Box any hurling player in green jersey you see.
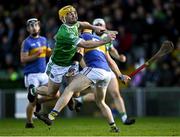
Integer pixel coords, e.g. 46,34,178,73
28,5,116,114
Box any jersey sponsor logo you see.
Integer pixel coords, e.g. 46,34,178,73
37,42,41,47
31,43,36,47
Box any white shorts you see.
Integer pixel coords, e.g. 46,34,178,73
45,59,71,84
24,72,48,88
80,67,112,87
110,70,116,79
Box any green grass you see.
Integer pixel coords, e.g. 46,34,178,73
0,117,180,136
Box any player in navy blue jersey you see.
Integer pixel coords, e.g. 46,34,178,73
20,18,51,128
73,19,135,125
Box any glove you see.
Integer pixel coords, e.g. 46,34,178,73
67,63,79,76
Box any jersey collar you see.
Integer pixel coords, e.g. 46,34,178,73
64,23,77,28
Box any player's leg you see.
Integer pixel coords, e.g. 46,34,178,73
48,74,92,120
36,86,60,104
108,77,135,125
25,101,36,128
72,92,95,112
108,77,126,118
25,74,39,128
94,85,119,132
29,62,68,102
75,89,95,103
34,73,92,125
38,99,58,115
69,88,95,112
27,79,55,102
35,73,60,112
33,78,65,125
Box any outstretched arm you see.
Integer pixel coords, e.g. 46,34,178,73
106,52,130,84
109,47,126,62
79,21,105,33
77,34,116,49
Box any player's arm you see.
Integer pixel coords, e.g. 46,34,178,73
45,38,52,57
67,47,84,76
77,34,115,49
78,48,86,68
79,21,105,33
80,57,86,68
20,42,42,63
105,52,131,84
109,47,126,62
46,47,52,57
106,51,122,77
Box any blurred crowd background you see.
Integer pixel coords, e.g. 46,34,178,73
0,0,179,88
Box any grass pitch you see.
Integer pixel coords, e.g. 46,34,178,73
0,117,180,136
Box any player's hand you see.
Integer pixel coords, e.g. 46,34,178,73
119,74,131,84
119,54,126,62
36,48,43,56
103,33,116,43
92,25,106,34
103,30,118,35
67,63,79,76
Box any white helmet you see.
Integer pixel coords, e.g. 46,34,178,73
93,18,105,26
26,18,39,26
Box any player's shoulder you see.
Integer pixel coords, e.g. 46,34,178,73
23,36,31,45
60,23,78,31
57,24,68,36
80,33,93,40
39,36,47,41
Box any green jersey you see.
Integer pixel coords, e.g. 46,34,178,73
51,22,82,66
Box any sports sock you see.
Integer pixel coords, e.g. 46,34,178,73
120,112,127,123
75,96,83,103
29,85,36,96
109,122,116,128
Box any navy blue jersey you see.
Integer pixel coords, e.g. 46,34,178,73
80,32,111,71
22,36,51,75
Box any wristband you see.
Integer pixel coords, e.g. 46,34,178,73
72,52,83,62
119,74,125,81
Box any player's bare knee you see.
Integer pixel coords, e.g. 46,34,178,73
95,99,105,107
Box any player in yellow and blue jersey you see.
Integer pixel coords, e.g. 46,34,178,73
81,30,111,72
73,19,135,125
77,29,135,124
20,18,51,128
